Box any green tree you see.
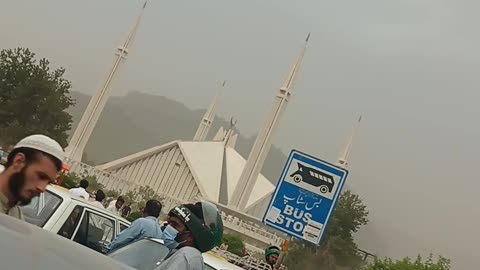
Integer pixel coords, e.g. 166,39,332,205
83,175,105,193
0,48,74,148
126,211,144,222
61,172,81,189
284,190,369,270
364,255,450,270
123,185,163,212
222,234,245,256
105,189,121,198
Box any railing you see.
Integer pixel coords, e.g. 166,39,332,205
209,248,287,270
221,212,284,246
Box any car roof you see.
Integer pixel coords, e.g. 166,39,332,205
203,252,246,270
0,213,135,270
47,185,131,224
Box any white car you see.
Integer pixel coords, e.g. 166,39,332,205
0,213,134,270
21,184,130,253
203,252,246,270
108,238,245,270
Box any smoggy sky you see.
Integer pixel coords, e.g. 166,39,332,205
1,0,478,268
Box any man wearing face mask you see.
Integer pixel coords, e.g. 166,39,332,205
0,135,64,219
156,201,223,270
108,199,163,252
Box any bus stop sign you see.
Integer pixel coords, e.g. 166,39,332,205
263,150,349,245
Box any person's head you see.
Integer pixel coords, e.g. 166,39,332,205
79,179,89,189
122,204,131,217
265,246,281,266
115,196,125,210
143,199,162,218
164,201,223,252
95,190,105,203
0,135,64,206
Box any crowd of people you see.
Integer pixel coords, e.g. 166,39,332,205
67,178,127,216
0,134,283,270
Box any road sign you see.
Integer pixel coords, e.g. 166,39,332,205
263,150,349,245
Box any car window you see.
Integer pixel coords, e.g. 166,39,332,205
73,210,116,253
22,190,62,227
108,239,170,270
120,222,128,232
58,205,84,239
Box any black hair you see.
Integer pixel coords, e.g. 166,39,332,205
144,199,162,218
117,196,125,204
95,190,106,202
80,179,89,189
6,147,62,171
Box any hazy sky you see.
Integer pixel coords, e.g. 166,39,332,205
1,0,478,268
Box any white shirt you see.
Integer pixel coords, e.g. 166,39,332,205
90,201,105,209
69,187,90,200
106,200,121,215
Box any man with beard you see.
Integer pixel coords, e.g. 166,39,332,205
0,135,64,219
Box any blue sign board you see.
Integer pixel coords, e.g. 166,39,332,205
263,150,349,245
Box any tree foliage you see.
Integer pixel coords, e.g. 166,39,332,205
284,190,369,270
123,185,164,212
62,172,81,189
126,211,144,222
363,255,450,270
0,48,74,148
61,172,105,193
222,234,245,256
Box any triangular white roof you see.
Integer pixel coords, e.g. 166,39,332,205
178,141,275,209
177,142,224,202
97,140,275,210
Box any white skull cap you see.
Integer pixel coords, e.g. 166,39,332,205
13,134,64,163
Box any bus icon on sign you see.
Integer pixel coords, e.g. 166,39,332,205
290,163,334,194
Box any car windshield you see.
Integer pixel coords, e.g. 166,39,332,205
108,239,170,270
21,190,62,227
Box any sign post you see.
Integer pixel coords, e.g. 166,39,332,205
263,150,349,246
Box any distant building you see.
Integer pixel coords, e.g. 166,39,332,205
96,139,275,218
94,35,310,219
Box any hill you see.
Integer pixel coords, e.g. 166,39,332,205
68,91,288,183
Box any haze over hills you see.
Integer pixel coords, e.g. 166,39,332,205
68,91,477,269
67,90,288,184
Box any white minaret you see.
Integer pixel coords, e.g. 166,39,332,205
65,1,147,161
230,34,310,210
338,115,362,169
193,81,225,141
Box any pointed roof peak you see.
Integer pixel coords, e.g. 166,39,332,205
193,81,225,141
338,115,363,168
280,35,309,91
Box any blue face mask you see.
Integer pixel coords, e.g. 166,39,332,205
162,225,180,250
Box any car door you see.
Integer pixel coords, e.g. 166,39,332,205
74,209,117,253
119,221,129,233
57,206,117,253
